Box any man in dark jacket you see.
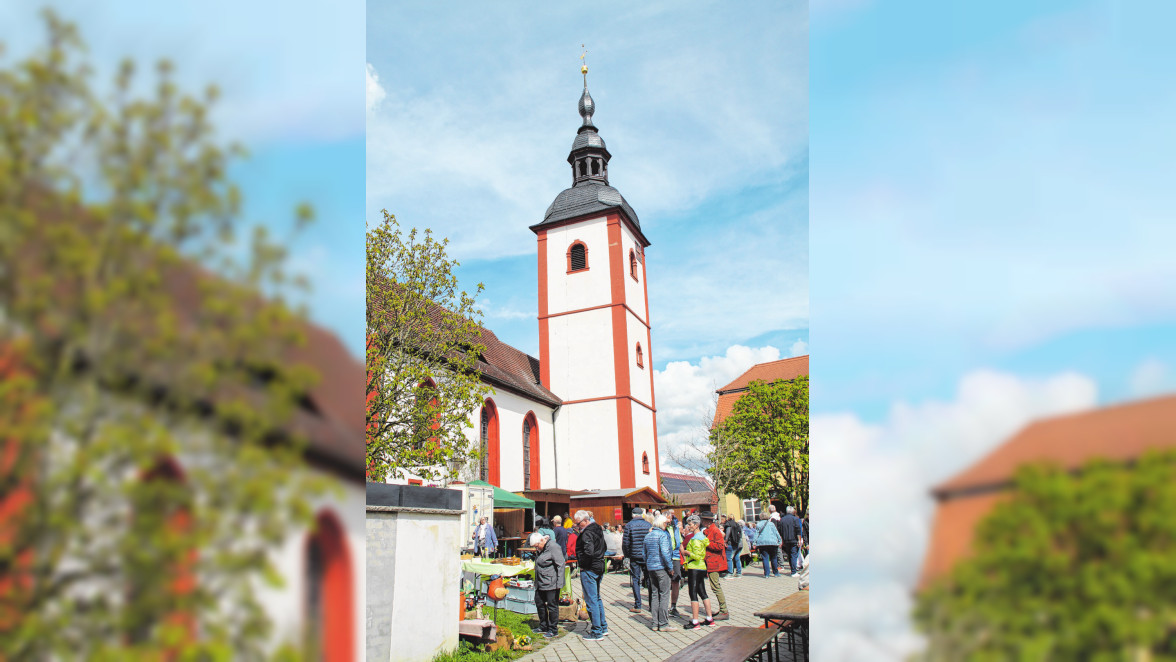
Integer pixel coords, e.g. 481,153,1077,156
552,515,569,555
622,508,652,613
779,506,805,576
574,510,608,640
723,514,743,577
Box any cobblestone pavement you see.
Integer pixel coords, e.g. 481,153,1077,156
518,566,803,662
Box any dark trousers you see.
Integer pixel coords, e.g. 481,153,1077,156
784,543,799,574
630,560,646,609
535,589,559,633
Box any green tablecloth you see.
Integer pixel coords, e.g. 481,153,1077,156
461,559,535,577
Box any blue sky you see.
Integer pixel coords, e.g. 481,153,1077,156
2,0,366,356
367,1,810,466
810,1,1176,658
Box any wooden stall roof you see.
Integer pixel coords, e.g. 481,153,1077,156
571,486,668,504
516,488,591,502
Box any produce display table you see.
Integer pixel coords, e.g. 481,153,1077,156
460,559,535,577
461,559,537,615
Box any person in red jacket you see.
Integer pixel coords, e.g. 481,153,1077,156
700,512,729,619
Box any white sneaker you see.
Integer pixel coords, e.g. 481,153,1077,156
790,572,800,577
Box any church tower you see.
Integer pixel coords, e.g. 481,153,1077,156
530,64,660,491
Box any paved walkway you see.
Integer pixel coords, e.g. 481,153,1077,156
519,566,802,662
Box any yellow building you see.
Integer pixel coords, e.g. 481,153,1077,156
711,355,809,521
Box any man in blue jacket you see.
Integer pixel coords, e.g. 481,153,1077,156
622,507,652,613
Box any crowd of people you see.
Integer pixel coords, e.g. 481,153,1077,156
521,503,808,642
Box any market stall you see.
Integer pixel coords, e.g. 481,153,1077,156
467,480,536,556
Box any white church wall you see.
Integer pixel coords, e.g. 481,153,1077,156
544,216,611,314
629,403,660,492
619,224,648,322
253,473,366,658
482,388,555,492
626,312,653,404
546,307,615,401
555,399,621,490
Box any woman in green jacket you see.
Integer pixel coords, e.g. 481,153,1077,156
682,515,716,629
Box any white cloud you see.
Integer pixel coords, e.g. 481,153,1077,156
474,298,532,322
810,369,1098,661
790,339,809,357
3,1,364,146
366,63,387,115
1129,357,1169,397
366,4,807,263
654,345,782,470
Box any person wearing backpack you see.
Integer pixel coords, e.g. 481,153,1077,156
724,514,744,577
754,511,783,578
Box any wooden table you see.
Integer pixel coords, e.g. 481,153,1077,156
754,592,808,661
663,626,781,662
499,536,523,557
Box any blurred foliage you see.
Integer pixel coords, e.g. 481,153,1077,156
915,452,1176,661
366,211,490,483
709,377,809,517
0,10,328,660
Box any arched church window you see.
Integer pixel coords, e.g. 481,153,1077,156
567,241,588,272
522,418,532,491
635,343,643,368
305,510,355,661
480,408,489,482
642,452,650,475
480,400,500,485
591,159,600,175
629,250,638,281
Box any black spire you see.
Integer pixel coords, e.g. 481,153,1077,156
568,66,610,187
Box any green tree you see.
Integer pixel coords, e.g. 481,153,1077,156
915,452,1176,661
1,12,326,659
366,211,491,483
709,376,809,517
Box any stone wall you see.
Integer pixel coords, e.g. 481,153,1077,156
367,485,463,662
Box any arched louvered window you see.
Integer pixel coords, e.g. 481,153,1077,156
642,452,650,475
635,343,644,369
567,241,588,272
629,250,638,281
522,418,532,491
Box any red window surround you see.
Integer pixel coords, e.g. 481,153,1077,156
305,510,355,662
566,241,589,273
635,343,644,369
629,249,638,281
481,399,500,486
642,452,650,475
522,412,540,490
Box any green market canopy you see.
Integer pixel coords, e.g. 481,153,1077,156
468,480,535,510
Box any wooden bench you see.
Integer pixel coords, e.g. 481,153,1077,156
662,626,781,662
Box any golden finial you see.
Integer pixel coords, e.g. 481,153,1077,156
580,44,588,75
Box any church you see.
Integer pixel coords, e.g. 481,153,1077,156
408,66,662,495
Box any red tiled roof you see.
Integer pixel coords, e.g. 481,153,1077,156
372,281,559,408
19,195,365,479
934,394,1176,496
712,355,809,427
474,326,561,407
919,393,1176,590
